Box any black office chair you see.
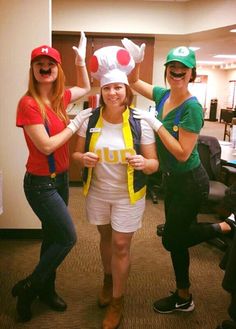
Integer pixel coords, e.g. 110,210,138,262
197,135,233,250
197,135,228,211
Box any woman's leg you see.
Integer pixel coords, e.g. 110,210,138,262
97,224,113,307
153,172,204,313
102,230,134,329
26,187,77,283
97,224,113,275
111,230,134,298
12,176,76,321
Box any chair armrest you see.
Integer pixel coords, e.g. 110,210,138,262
221,165,236,185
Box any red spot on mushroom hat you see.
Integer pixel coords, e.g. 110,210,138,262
89,46,135,87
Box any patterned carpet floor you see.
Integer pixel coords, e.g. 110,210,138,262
0,186,230,329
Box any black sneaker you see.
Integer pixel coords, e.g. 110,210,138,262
153,291,195,314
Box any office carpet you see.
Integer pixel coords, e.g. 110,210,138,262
201,120,225,141
0,185,231,329
0,120,230,329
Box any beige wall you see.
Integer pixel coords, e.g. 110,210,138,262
0,0,51,228
52,0,236,35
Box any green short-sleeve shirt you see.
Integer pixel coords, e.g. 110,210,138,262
153,86,204,173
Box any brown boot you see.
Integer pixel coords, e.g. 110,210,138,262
98,274,113,307
102,296,124,329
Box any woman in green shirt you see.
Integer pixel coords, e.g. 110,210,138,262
122,39,234,314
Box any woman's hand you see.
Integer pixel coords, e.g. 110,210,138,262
133,108,163,132
127,154,146,171
81,152,99,168
72,31,87,66
67,108,93,134
121,38,146,63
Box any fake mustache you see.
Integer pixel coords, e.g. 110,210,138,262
39,68,51,75
170,71,186,78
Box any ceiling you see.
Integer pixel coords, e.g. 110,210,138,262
157,24,236,69
111,0,236,69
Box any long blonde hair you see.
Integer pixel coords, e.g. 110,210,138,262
26,63,68,124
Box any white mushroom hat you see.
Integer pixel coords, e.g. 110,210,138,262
89,46,135,87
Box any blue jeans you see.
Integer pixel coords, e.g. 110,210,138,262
24,172,77,286
161,164,219,289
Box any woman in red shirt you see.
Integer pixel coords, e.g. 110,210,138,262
13,32,92,322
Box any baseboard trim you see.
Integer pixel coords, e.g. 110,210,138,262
0,229,43,239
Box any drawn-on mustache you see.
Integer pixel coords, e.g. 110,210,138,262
39,68,51,75
170,71,186,78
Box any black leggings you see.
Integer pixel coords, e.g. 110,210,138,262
162,164,219,289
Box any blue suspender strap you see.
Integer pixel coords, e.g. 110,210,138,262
156,92,198,171
155,91,181,138
156,91,197,139
45,123,56,178
155,91,170,114
172,96,198,138
172,107,183,138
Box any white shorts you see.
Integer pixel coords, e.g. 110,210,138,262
85,193,146,233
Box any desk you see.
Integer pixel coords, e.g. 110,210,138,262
219,141,236,166
219,108,236,123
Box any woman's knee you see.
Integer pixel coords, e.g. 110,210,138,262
162,234,180,251
63,228,77,249
113,239,130,257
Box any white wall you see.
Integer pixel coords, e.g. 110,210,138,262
52,0,236,35
0,0,51,228
52,0,185,34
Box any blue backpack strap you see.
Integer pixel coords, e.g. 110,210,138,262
45,123,56,178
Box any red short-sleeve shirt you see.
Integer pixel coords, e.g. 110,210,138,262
16,90,72,175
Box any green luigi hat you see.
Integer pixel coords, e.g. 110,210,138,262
165,46,196,68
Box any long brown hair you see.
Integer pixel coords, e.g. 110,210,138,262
99,84,134,107
26,63,68,123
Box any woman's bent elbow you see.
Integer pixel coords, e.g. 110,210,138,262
176,154,190,162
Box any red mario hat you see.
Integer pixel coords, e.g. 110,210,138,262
31,45,61,64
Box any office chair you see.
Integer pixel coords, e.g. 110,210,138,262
197,135,232,250
223,111,235,141
197,135,228,210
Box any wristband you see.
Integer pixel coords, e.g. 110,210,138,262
67,121,77,134
153,120,163,132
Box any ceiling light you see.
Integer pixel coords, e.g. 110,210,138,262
196,60,223,65
214,54,236,59
189,47,200,51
